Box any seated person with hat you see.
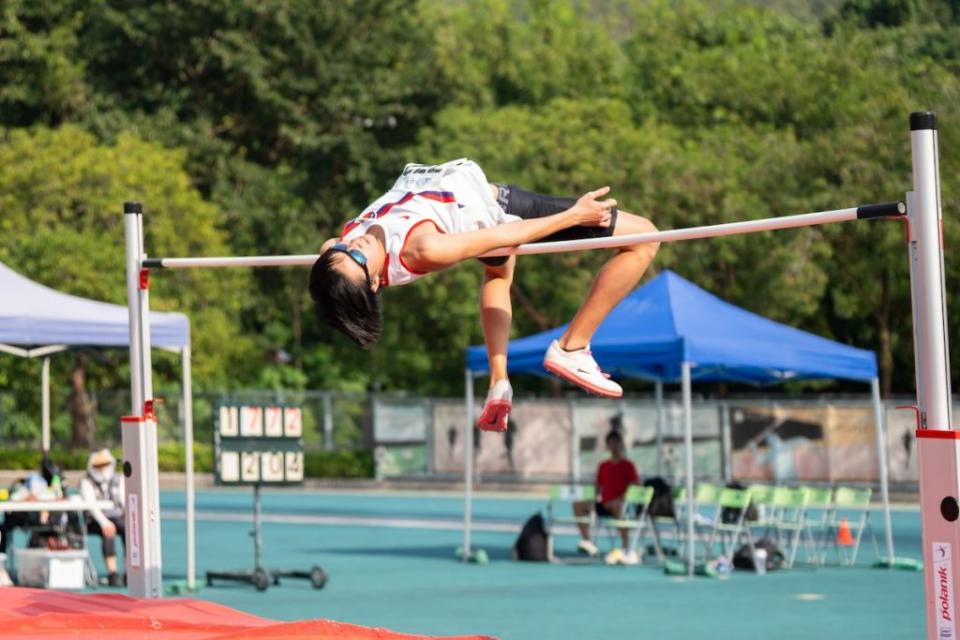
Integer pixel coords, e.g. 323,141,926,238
79,448,125,586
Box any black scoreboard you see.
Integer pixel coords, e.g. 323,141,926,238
214,404,305,485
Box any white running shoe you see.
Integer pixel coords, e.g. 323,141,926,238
543,340,623,398
620,549,641,566
577,539,600,557
604,548,625,565
476,379,512,432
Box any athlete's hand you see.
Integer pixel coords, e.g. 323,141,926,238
102,521,117,537
568,187,616,228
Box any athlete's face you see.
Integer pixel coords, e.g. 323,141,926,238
322,234,385,292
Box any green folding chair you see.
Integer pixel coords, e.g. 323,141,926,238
823,486,877,566
599,485,664,564
747,484,779,529
705,487,757,563
800,485,834,561
545,484,596,563
772,487,818,568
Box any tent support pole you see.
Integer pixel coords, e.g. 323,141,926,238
682,362,696,576
183,343,195,591
462,369,474,561
41,356,50,453
655,380,664,477
871,377,895,563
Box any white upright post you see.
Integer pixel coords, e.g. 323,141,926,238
41,356,50,452
681,362,696,577
655,380,664,477
871,377,895,564
462,369,475,560
182,343,195,591
908,112,958,640
122,201,164,598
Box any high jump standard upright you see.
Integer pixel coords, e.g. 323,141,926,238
123,112,952,639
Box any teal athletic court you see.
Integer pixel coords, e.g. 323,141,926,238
79,489,924,640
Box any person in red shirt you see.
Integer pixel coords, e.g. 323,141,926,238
573,430,641,564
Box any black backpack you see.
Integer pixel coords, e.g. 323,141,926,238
644,477,676,519
514,513,549,562
733,537,785,571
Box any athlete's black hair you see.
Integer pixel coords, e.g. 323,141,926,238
309,250,382,349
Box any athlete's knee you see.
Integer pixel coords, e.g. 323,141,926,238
482,255,515,283
619,215,660,257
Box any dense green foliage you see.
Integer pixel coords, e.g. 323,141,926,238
3,0,960,449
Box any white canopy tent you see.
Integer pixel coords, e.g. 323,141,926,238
0,261,196,588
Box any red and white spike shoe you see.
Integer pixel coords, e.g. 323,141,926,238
476,379,513,432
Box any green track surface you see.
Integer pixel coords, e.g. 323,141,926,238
78,490,925,639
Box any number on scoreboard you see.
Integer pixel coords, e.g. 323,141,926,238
265,406,284,437
261,451,285,482
284,407,302,437
240,406,263,437
241,451,261,482
219,406,239,437
285,451,304,482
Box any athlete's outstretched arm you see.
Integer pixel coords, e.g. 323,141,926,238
406,187,616,272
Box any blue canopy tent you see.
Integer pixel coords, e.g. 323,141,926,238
461,270,893,572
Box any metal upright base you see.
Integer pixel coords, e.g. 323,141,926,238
205,485,327,592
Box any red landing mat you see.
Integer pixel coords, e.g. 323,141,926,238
0,588,494,640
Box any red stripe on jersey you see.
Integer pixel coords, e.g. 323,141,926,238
340,191,456,238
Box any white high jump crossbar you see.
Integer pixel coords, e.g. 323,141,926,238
141,202,904,270
124,111,953,640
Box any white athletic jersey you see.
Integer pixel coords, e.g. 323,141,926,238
339,159,519,287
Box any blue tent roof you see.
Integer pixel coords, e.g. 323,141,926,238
466,270,877,383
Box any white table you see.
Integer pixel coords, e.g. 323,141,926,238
0,499,113,513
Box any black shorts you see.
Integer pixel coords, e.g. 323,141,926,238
594,502,619,518
479,184,619,267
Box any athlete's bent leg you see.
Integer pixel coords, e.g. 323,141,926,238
477,257,515,431
543,212,658,397
560,212,659,350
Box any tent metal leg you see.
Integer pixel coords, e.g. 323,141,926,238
183,344,195,591
655,380,664,477
462,369,474,561
682,362,696,576
41,356,50,453
871,377,895,563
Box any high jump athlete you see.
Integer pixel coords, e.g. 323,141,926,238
310,159,659,432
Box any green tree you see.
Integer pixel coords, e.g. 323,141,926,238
0,125,255,445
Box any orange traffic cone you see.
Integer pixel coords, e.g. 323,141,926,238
837,518,855,546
